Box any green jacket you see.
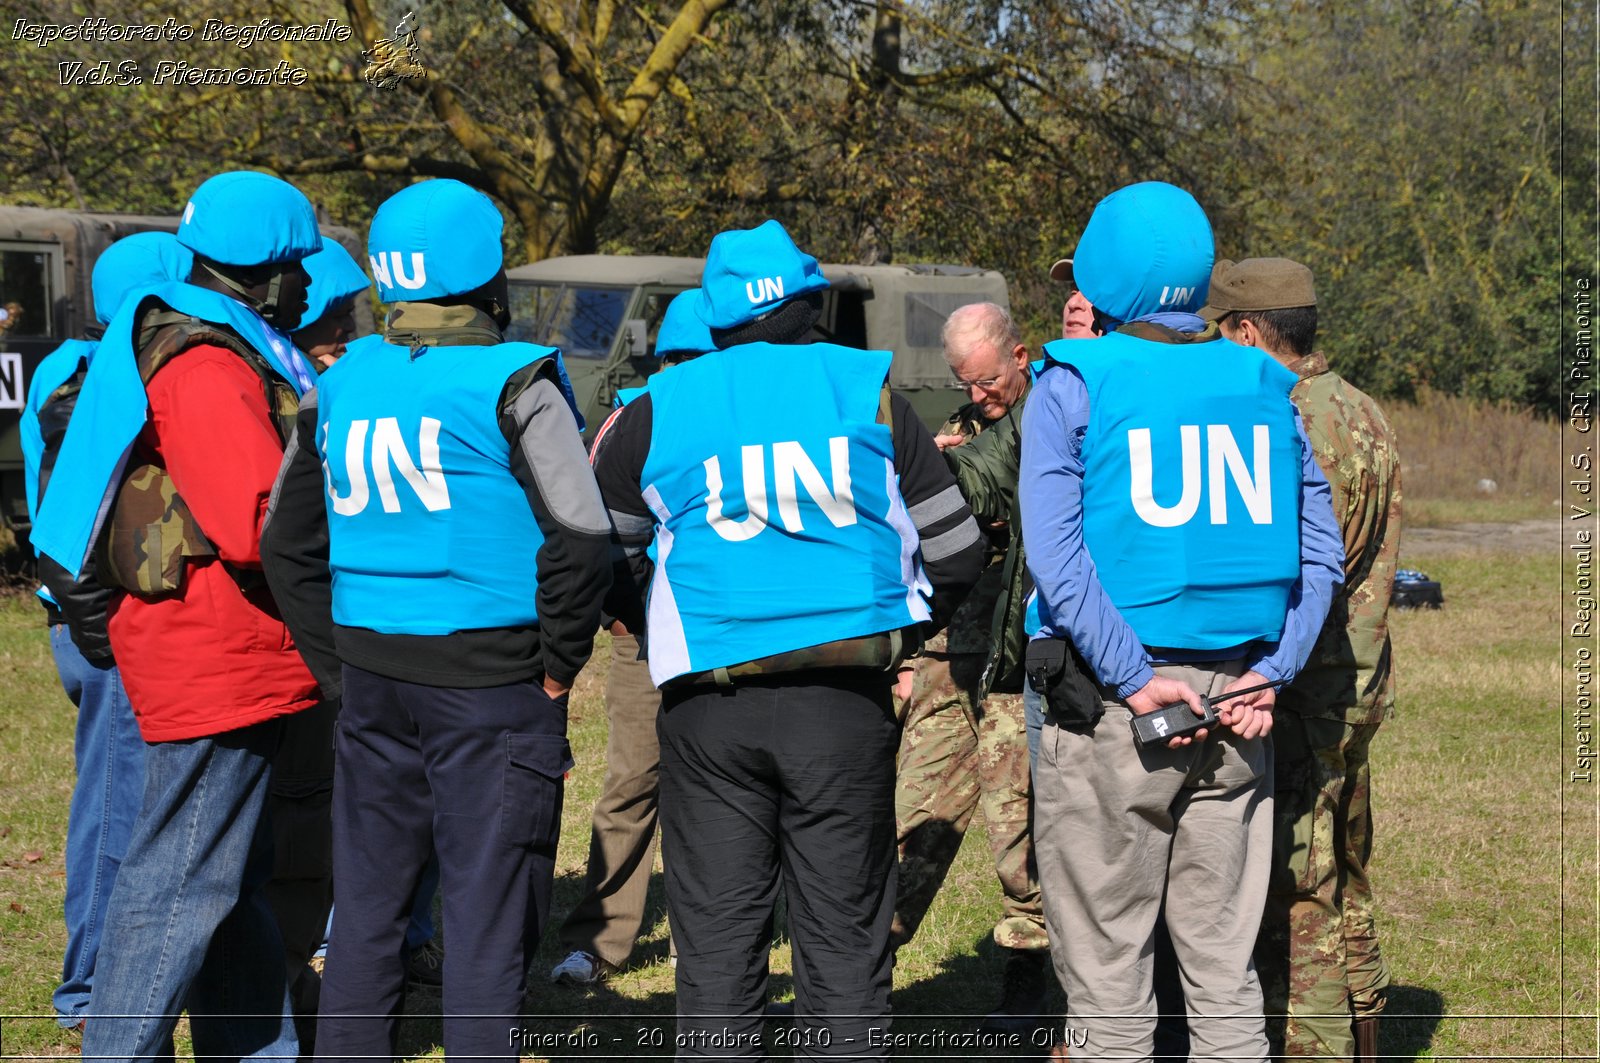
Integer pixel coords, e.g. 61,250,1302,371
937,387,1030,695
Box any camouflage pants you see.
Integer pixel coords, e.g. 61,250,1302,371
1256,714,1389,1061
892,651,1047,952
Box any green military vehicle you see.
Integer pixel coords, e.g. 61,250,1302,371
503,254,1010,434
0,205,372,537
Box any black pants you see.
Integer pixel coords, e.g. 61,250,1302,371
314,665,572,1063
659,669,900,1060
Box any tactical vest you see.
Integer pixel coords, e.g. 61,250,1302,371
316,334,560,635
99,306,299,597
640,342,930,687
1045,331,1302,650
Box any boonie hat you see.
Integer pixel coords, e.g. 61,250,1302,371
1071,181,1213,321
177,171,322,267
298,242,372,330
695,220,829,330
90,232,193,326
367,179,504,303
656,289,714,357
1199,258,1317,322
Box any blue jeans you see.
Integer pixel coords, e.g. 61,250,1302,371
1023,675,1044,773
50,623,147,1027
83,717,298,1063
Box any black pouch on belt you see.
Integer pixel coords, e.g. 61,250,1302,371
1023,637,1105,728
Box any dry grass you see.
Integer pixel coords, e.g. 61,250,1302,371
0,526,1590,1060
1388,388,1562,526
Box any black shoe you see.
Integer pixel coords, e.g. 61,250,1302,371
405,940,445,988
980,949,1052,1035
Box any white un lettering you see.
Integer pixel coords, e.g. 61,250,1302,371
744,276,785,304
1127,424,1273,526
322,416,452,515
368,251,429,291
704,437,857,542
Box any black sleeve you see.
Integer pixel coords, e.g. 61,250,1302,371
261,391,342,699
588,395,656,635
888,392,985,631
499,363,614,686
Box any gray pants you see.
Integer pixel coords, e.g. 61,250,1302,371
1034,659,1272,1063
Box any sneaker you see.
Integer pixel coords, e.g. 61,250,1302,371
405,940,445,988
980,948,1052,1035
550,949,607,986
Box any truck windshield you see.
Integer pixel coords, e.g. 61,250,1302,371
505,282,628,358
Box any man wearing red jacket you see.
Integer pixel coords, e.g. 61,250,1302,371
35,171,324,1062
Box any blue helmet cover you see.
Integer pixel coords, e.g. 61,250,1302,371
366,179,504,303
695,219,829,331
1071,181,1215,321
656,288,714,358
90,232,193,326
298,242,372,331
177,171,322,267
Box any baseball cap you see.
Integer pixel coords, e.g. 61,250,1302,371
367,179,504,303
1070,181,1214,321
178,171,322,267
1048,258,1073,282
90,232,193,326
695,220,829,330
1199,257,1317,322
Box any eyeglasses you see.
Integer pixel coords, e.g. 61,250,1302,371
949,375,1004,393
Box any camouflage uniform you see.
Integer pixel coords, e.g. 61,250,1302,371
893,400,1047,954
1255,352,1400,1060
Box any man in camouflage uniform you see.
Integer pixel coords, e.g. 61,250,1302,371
1204,258,1400,1063
893,301,1050,1032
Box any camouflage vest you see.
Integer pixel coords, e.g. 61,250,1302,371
100,310,298,597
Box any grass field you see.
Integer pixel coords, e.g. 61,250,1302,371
0,523,1591,1060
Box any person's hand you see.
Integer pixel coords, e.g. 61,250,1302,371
893,666,915,703
1125,675,1207,747
543,677,572,702
934,433,967,450
1216,670,1275,740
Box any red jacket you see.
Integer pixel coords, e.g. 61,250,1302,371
107,344,318,741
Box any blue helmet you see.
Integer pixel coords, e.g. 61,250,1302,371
1071,181,1214,322
366,179,503,303
656,289,714,358
177,171,322,267
695,219,829,331
298,242,371,331
90,232,193,326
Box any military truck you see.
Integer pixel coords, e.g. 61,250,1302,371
0,205,372,536
503,254,1010,434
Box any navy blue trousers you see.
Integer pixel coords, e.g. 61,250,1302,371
314,665,571,1063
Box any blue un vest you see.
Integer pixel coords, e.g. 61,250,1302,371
1045,331,1301,650
316,335,563,635
22,339,97,608
32,282,315,579
640,342,931,686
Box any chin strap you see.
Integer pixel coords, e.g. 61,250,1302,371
199,260,291,326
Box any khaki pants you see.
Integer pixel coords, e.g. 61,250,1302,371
1034,659,1272,1063
557,633,670,967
